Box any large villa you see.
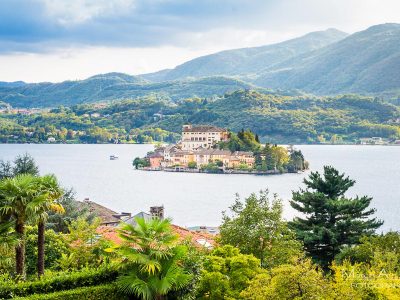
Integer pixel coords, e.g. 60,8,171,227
147,125,255,170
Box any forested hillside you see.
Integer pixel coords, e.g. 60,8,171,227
1,90,399,144
142,29,347,81
254,23,400,96
0,74,257,108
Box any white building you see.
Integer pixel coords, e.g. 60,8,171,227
181,125,229,150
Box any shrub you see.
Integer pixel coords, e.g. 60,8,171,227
0,265,119,299
12,284,127,300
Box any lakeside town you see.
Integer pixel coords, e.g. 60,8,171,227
133,124,309,174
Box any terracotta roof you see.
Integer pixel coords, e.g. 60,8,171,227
147,152,164,158
183,125,226,133
96,224,216,249
78,200,120,224
233,151,254,156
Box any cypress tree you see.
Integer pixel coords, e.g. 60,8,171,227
289,166,383,269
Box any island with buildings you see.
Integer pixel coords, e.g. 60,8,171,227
133,124,308,174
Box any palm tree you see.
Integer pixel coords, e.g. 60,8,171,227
116,217,191,300
31,175,64,278
0,174,39,278
0,220,19,272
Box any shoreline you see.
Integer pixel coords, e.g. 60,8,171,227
137,167,301,175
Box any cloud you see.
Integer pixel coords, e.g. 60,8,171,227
0,0,399,54
42,0,136,25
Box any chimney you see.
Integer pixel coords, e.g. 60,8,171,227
150,206,164,220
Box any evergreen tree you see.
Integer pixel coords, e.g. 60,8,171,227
289,166,383,269
13,153,39,177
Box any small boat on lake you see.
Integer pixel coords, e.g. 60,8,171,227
110,155,119,160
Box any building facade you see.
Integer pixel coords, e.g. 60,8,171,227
181,125,229,150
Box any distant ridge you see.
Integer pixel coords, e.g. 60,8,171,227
254,23,400,95
1,24,400,108
141,28,348,82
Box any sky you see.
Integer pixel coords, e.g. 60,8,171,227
0,0,399,83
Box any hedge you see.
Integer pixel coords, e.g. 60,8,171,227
0,266,119,299
12,284,127,300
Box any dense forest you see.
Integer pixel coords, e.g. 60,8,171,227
0,90,399,144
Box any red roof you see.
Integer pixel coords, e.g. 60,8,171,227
97,224,216,248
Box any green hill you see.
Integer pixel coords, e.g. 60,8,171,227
0,74,257,108
142,29,348,81
1,90,399,144
254,23,400,96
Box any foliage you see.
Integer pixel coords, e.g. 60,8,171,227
240,258,331,300
0,153,39,180
200,162,222,173
289,166,383,269
116,217,191,300
331,260,400,299
0,221,18,274
132,157,150,169
1,90,399,145
168,239,206,300
12,154,40,177
337,232,400,268
187,161,197,169
197,245,265,299
218,129,260,152
0,265,119,298
25,227,69,276
46,188,95,233
219,191,303,268
59,217,108,270
12,284,126,300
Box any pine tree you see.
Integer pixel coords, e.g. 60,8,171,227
289,166,383,269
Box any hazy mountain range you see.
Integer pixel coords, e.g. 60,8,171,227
0,23,399,108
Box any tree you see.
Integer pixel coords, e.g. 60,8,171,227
240,258,330,300
60,217,104,270
116,217,191,300
197,245,265,299
0,160,13,179
0,174,39,277
12,153,39,177
337,232,400,267
133,157,150,169
47,188,95,233
219,191,303,268
188,161,197,169
0,153,39,180
32,175,64,277
0,220,19,273
25,227,68,275
289,166,383,269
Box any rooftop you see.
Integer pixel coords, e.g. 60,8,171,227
182,125,226,133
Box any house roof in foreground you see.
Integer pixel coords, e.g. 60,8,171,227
97,224,216,249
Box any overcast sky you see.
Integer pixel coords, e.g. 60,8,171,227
0,0,399,82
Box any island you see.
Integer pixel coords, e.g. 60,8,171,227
133,124,308,174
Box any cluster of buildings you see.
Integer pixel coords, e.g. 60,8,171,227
146,125,255,170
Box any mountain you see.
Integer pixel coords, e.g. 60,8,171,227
141,29,348,81
254,23,400,96
0,81,26,88
0,73,258,108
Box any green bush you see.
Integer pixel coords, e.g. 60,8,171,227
12,284,127,300
0,265,119,299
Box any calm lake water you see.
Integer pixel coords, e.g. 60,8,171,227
0,144,399,231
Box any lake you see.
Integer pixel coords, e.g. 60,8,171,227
0,144,399,231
